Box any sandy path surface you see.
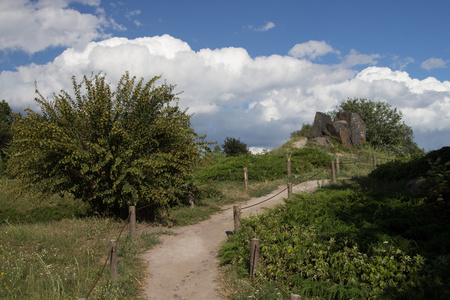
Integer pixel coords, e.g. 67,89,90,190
141,180,324,300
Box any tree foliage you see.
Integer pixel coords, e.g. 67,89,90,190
0,100,14,155
8,72,207,214
222,137,249,157
334,98,423,156
290,123,312,139
0,100,17,174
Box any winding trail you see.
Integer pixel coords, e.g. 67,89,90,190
141,180,324,299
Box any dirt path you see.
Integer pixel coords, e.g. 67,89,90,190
141,180,324,299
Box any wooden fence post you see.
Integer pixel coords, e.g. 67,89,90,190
244,167,249,190
233,205,241,234
287,183,293,198
373,155,377,169
287,157,291,177
129,206,136,238
110,240,118,279
188,183,195,208
250,238,260,278
331,160,336,182
335,157,340,177
291,294,302,299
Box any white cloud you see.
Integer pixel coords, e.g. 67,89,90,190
1,35,449,151
288,40,339,60
421,57,448,70
392,56,414,71
0,0,110,54
340,49,380,67
247,21,275,32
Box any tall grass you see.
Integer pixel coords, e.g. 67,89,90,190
0,178,170,300
0,216,167,299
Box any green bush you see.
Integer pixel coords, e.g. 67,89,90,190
196,149,333,183
370,147,450,182
220,186,450,299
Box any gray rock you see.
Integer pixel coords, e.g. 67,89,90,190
334,112,366,146
310,112,333,138
308,137,334,147
310,111,366,147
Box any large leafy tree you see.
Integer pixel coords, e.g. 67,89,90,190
222,137,250,157
334,98,423,156
8,72,207,214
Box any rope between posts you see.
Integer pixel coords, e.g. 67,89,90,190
85,210,132,299
84,200,158,299
292,166,329,188
241,187,288,210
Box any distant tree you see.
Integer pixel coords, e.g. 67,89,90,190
205,144,226,162
290,123,312,139
334,98,423,156
8,72,208,215
222,137,249,157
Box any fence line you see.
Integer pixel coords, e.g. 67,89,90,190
229,157,378,299
82,202,159,299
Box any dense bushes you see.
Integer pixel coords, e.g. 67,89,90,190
370,146,450,182
220,185,450,299
196,147,333,182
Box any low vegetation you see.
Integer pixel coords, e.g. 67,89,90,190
0,196,168,300
218,148,450,299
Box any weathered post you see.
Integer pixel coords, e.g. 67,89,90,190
287,157,291,177
233,205,241,234
110,240,118,279
373,155,377,169
331,161,336,182
335,157,340,177
129,206,136,238
287,183,293,198
188,183,195,208
244,167,249,190
250,238,260,278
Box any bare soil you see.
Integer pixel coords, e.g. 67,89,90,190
141,180,324,299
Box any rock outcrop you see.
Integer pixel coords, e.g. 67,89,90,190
334,112,366,146
310,111,366,147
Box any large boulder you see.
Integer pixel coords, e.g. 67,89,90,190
331,120,352,147
309,111,366,147
334,112,366,146
310,112,332,138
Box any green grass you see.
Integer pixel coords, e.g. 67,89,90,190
0,179,173,300
0,216,170,299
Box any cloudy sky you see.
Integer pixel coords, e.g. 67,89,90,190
1,0,449,152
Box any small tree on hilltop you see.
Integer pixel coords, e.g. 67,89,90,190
222,137,249,157
334,98,423,156
8,72,208,215
290,123,312,139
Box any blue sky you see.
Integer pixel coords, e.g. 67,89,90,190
1,0,449,152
